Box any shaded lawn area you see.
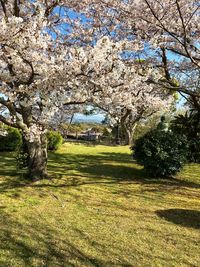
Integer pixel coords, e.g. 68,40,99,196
0,143,200,267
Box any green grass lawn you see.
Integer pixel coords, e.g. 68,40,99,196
0,143,200,267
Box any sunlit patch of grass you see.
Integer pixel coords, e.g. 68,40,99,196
0,142,200,266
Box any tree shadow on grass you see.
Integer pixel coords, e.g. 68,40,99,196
0,152,18,177
64,140,125,147
1,150,200,194
47,152,200,189
156,209,200,230
0,152,32,195
0,210,132,267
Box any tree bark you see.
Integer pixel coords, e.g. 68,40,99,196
25,132,48,180
115,124,121,145
125,129,132,146
124,123,137,146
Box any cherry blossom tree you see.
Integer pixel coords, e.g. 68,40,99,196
84,0,199,110
130,0,200,111
0,0,94,179
82,37,175,145
0,1,141,179
91,68,174,145
0,0,179,180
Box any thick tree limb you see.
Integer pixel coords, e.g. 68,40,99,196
13,0,20,17
146,78,200,98
0,114,19,128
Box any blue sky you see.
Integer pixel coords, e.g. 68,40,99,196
73,113,105,123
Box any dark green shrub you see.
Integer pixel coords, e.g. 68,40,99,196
132,129,188,177
171,111,200,138
171,110,200,163
188,138,200,163
16,137,29,169
0,127,22,151
46,130,63,151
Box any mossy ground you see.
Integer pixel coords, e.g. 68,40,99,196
0,143,200,267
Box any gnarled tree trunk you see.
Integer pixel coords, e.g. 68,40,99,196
125,129,133,146
124,123,138,146
115,124,121,145
24,132,48,181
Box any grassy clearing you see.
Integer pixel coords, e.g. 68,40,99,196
0,142,200,267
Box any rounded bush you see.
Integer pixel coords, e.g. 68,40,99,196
132,129,188,177
0,127,22,151
46,130,63,151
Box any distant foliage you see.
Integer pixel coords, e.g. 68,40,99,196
171,111,200,138
171,110,200,163
46,131,63,151
188,138,200,163
0,127,22,151
132,129,188,177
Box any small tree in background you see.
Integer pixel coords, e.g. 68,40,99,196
171,110,200,163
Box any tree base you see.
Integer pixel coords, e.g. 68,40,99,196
28,170,48,181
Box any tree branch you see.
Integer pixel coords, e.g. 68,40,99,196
0,0,7,18
13,0,20,17
0,114,20,128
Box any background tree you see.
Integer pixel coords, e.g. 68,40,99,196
91,56,174,145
